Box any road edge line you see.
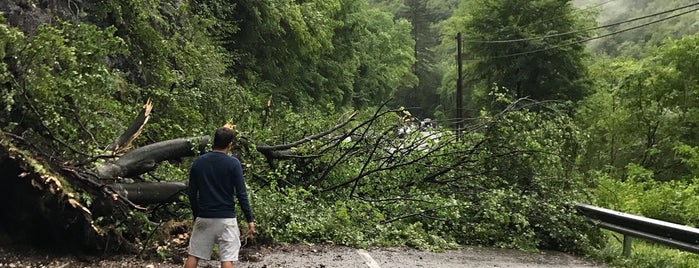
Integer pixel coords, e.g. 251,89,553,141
357,249,381,268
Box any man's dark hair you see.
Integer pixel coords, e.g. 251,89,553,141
213,127,236,149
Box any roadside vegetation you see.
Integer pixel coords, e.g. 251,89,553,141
1,0,698,267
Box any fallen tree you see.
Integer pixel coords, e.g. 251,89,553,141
1,97,597,255
0,98,365,252
0,96,455,252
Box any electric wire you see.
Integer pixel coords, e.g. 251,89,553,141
464,1,699,44
515,0,620,31
466,5,699,60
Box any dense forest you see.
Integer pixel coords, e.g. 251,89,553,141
1,0,699,267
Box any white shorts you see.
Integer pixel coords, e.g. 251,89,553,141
187,217,241,262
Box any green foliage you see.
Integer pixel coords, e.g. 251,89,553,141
93,209,154,249
579,0,699,58
349,7,417,107
245,100,601,253
253,184,376,248
457,103,602,253
1,0,250,206
577,33,699,266
1,19,131,158
440,0,594,115
251,182,461,250
7,0,676,261
588,170,699,267
594,233,699,268
92,0,243,140
0,17,23,117
1,0,247,162
192,0,415,110
675,143,699,178
577,34,699,181
592,168,699,226
193,0,333,105
388,0,460,118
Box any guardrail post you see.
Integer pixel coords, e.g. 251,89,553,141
623,235,632,256
576,203,699,256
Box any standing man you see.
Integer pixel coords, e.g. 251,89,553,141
185,127,255,268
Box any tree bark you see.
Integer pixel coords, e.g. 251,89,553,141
96,136,210,179
110,182,187,205
106,98,153,155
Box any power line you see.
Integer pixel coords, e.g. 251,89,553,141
589,0,619,8
464,1,699,44
516,0,619,32
466,5,699,60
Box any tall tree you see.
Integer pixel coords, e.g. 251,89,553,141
372,0,459,118
348,6,417,107
577,34,699,181
91,0,242,141
189,0,337,106
392,0,441,118
441,0,593,114
192,0,415,110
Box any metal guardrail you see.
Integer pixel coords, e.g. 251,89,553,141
575,203,699,256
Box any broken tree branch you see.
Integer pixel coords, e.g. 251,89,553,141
256,111,358,152
96,136,210,179
255,111,358,167
106,98,153,155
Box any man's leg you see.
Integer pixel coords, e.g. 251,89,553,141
218,219,241,268
184,255,199,268
187,218,220,267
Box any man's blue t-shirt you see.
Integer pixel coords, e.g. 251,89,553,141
188,151,254,222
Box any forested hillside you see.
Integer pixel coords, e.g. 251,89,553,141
575,0,699,56
2,1,699,267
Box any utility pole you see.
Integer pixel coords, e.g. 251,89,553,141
456,32,463,139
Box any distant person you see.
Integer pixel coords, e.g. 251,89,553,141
184,127,255,268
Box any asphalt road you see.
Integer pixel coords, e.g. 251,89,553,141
209,244,607,268
0,244,607,268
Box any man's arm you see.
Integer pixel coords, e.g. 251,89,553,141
232,158,254,223
187,165,200,218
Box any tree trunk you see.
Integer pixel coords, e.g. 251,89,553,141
111,182,187,205
97,136,210,179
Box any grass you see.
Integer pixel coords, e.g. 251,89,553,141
593,231,699,268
